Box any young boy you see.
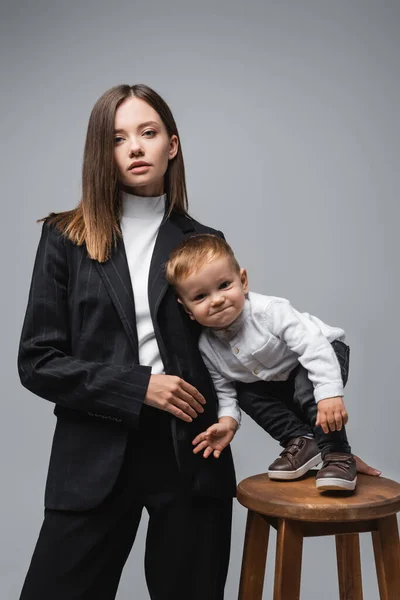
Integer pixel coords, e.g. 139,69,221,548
165,234,357,491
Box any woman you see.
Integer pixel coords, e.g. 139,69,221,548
18,84,236,600
18,83,379,600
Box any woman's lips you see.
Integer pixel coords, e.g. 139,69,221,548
129,165,151,174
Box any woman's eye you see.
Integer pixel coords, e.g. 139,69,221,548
114,136,124,144
143,130,156,137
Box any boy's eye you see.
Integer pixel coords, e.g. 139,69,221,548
219,281,231,289
194,294,206,301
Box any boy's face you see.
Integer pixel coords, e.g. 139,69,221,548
176,256,248,329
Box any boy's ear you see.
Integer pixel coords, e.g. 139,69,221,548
240,268,249,294
177,297,196,320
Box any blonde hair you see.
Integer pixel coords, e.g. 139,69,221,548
165,234,240,287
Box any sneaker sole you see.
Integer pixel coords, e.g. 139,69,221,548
316,476,357,491
268,452,322,481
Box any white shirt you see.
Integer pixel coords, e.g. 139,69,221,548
120,191,166,374
199,292,346,426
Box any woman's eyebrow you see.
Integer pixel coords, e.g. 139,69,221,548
114,120,160,133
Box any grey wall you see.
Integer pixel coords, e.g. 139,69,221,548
1,1,399,598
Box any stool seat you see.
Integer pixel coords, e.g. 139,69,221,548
237,472,400,599
238,472,400,522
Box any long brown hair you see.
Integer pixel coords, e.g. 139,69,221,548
40,84,190,262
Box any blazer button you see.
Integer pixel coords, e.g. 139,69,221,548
233,347,239,354
253,367,259,375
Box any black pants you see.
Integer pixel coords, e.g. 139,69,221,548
236,340,351,459
19,429,232,600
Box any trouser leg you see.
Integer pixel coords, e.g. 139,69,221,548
144,491,232,600
236,378,313,446
19,468,144,600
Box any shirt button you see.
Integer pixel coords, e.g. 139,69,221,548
253,367,259,375
233,347,239,354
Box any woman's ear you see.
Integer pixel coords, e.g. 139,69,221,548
177,296,195,319
169,135,179,160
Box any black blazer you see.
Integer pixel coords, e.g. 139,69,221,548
18,209,237,510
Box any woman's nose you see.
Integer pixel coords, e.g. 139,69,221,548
128,138,143,157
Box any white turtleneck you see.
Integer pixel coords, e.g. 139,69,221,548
120,191,166,374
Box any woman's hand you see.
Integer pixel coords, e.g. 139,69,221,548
354,454,381,476
144,374,206,422
192,416,238,458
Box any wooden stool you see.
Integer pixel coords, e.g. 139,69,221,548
237,472,400,599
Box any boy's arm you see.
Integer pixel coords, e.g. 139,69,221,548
265,299,344,402
192,348,240,458
201,350,241,428
266,299,348,432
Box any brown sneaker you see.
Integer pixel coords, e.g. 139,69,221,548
268,437,321,480
316,453,357,491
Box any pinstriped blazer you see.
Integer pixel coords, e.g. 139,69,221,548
18,209,236,510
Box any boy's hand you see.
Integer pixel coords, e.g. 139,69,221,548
316,396,348,433
192,416,238,459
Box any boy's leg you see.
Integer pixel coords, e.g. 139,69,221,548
293,341,357,490
236,378,313,445
236,379,321,480
293,341,352,457
144,491,232,600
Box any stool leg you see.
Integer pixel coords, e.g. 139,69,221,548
273,519,303,600
335,533,363,599
372,515,400,600
238,510,270,600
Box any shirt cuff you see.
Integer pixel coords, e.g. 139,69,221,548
217,407,241,429
314,382,344,403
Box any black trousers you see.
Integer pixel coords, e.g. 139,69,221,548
236,340,352,459
20,427,232,600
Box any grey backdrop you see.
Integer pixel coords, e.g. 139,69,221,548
1,1,399,598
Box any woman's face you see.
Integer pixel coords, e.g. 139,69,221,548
114,96,178,197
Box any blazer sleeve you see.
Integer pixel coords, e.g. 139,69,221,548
17,222,151,427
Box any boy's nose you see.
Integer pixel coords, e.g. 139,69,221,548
211,294,225,306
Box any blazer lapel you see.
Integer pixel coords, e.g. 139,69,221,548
94,210,195,359
148,210,196,324
94,237,139,357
